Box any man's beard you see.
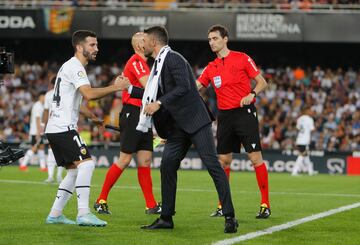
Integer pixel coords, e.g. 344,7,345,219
144,49,153,58
83,50,96,61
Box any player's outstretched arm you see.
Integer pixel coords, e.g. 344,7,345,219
79,75,130,100
80,105,104,130
80,105,98,121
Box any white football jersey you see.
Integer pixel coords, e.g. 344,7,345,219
45,57,90,133
44,88,53,111
296,115,315,145
29,101,44,136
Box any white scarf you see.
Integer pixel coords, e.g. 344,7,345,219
136,45,171,133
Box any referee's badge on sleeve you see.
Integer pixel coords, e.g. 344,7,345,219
213,76,222,88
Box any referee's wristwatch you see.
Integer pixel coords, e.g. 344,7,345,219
250,90,257,97
156,100,162,106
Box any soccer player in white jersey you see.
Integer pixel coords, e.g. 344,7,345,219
43,77,64,183
44,30,129,226
19,92,47,172
292,106,315,176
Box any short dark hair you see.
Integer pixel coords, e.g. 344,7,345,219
72,30,97,51
302,105,312,113
208,24,229,38
38,91,47,97
144,26,169,45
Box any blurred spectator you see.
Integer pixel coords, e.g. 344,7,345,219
2,0,360,10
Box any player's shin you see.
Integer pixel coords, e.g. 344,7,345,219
75,160,95,217
38,149,46,170
49,169,78,217
292,156,304,176
20,149,34,167
47,157,56,181
57,166,64,182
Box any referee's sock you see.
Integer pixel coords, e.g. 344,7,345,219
138,166,157,208
97,163,123,202
254,163,270,208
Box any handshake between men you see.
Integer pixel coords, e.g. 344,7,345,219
113,75,131,91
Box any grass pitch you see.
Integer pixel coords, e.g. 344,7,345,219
0,166,359,245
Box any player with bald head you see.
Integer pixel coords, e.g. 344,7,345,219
94,32,161,215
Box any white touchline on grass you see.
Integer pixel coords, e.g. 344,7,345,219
1,179,360,198
212,201,360,245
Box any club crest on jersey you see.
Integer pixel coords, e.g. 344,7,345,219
77,71,85,78
80,147,87,155
213,76,222,88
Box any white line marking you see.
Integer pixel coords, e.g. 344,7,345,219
0,179,360,198
212,202,360,245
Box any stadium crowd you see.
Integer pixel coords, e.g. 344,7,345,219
0,62,359,152
2,0,360,9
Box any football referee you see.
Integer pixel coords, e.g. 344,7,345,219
94,32,161,215
197,24,271,219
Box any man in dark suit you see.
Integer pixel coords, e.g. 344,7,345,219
128,26,238,233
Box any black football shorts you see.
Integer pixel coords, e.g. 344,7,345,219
119,104,153,154
217,104,262,154
46,130,91,167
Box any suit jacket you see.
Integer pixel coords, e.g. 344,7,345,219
131,50,214,138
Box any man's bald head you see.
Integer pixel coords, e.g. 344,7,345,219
131,32,145,53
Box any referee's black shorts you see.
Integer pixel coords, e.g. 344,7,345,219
217,103,262,154
119,104,153,154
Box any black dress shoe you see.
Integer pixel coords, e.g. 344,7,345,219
224,217,239,233
141,218,174,229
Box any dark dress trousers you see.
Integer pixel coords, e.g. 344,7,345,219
131,50,235,216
